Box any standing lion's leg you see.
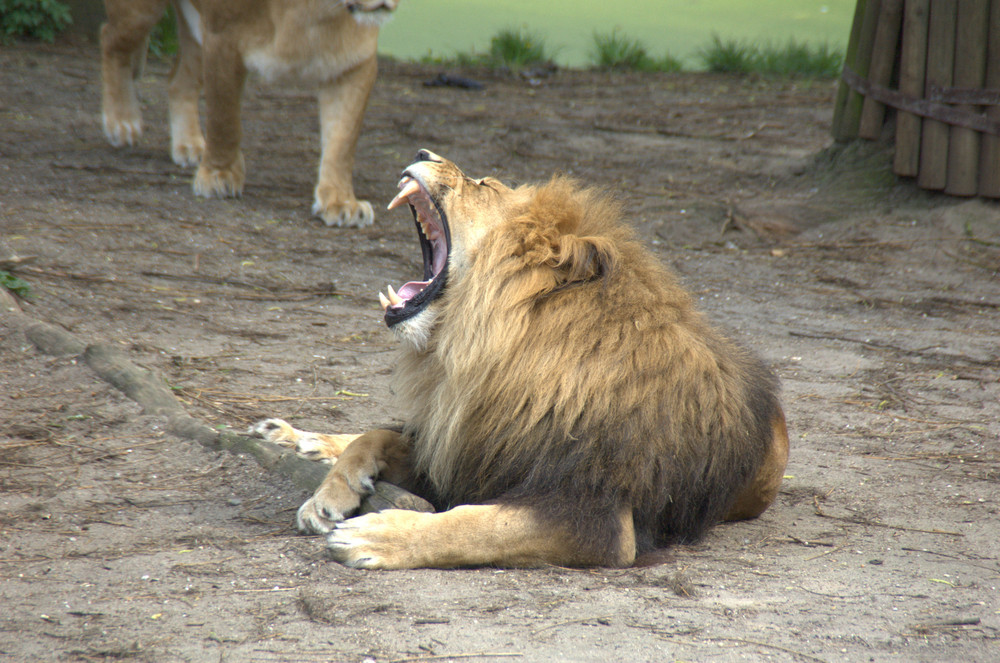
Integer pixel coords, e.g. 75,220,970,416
326,503,637,569
296,429,412,533
312,56,377,227
193,33,247,198
166,0,205,167
725,410,790,521
101,0,168,147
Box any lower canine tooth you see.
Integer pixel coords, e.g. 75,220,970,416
378,291,390,311
386,284,403,306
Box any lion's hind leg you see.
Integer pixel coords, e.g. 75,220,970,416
166,0,206,166
326,503,637,570
725,410,790,521
101,0,168,147
249,418,359,463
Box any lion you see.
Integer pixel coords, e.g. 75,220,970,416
253,150,790,568
100,0,399,227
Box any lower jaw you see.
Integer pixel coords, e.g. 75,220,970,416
387,307,436,350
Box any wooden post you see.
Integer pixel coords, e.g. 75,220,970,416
859,0,905,139
833,0,882,141
833,0,872,140
978,0,1000,196
945,0,990,195
893,0,931,176
917,0,958,190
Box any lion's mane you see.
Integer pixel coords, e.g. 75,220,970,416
394,177,781,558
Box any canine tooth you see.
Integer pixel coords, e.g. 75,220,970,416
386,284,403,306
387,177,421,210
378,291,390,311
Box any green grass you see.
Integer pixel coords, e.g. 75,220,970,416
428,27,841,77
488,26,552,70
0,270,33,300
420,26,554,72
589,28,682,72
148,6,178,59
0,0,71,43
697,34,842,77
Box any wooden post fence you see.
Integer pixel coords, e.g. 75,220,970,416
833,0,1000,197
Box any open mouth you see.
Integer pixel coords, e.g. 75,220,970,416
380,171,450,327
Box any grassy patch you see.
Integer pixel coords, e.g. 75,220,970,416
0,0,71,43
1,270,33,300
148,6,178,59
589,28,682,72
421,26,553,72
488,26,552,71
421,27,840,78
697,34,843,77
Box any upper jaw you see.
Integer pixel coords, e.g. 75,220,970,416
380,166,451,328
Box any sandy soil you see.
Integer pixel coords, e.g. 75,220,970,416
1,38,999,663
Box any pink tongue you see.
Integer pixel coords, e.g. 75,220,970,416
397,280,429,300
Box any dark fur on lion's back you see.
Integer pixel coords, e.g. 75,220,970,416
394,177,782,563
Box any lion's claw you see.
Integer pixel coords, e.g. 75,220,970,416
296,497,343,534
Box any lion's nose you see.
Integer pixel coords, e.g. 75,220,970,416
415,149,443,163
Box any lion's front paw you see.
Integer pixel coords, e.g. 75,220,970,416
326,510,426,569
296,485,361,534
194,155,245,198
248,418,297,447
296,473,368,534
248,418,350,463
296,496,339,534
312,191,374,228
171,134,205,167
103,111,142,147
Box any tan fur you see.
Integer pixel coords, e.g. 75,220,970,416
259,151,789,569
100,0,398,227
249,417,357,463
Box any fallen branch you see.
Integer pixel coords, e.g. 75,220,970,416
20,317,433,512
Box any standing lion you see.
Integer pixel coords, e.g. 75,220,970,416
255,150,790,568
100,0,399,227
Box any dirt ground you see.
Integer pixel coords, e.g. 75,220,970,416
2,37,999,663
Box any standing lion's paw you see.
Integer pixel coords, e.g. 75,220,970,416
103,111,142,147
171,134,205,167
326,510,424,569
193,156,245,198
312,193,374,228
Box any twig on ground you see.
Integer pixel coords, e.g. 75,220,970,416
388,654,523,663
710,637,829,663
812,497,964,537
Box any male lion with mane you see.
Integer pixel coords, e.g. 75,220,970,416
100,0,398,227
255,150,790,568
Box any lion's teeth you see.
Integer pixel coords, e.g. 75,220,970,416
378,291,390,311
386,284,403,306
387,177,421,210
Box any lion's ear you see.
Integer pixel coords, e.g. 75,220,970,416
548,233,617,284
522,177,620,285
